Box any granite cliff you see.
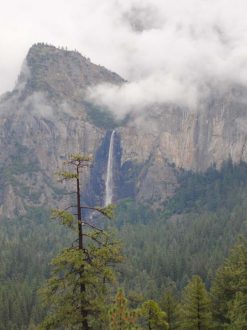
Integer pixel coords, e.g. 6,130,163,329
1,43,247,218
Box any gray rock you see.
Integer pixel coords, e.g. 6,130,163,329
1,44,247,217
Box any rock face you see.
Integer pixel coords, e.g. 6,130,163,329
1,43,247,218
121,88,247,202
0,44,123,218
20,44,123,99
120,91,247,171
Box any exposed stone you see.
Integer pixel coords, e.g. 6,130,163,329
1,44,247,217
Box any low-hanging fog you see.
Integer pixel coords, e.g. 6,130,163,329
1,0,247,116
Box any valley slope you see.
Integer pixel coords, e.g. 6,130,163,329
1,43,247,217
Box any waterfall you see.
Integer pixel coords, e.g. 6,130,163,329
105,130,115,206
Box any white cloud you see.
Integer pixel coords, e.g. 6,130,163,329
87,74,198,118
1,0,247,113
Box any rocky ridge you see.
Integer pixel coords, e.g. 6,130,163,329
1,43,247,218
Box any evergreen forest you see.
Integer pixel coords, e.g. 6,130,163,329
1,160,247,329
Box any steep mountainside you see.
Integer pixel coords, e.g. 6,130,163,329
119,87,247,203
1,43,247,218
0,44,123,218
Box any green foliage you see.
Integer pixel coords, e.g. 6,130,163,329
67,153,92,163
84,101,120,129
39,238,122,329
39,153,123,329
165,160,247,214
96,204,116,219
56,153,92,182
56,170,78,181
211,237,247,329
115,199,155,226
51,208,75,228
160,289,178,330
179,275,212,330
2,157,247,328
0,208,74,329
114,161,247,295
109,289,140,330
230,292,247,329
140,300,168,330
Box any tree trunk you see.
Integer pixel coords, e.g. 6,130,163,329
77,167,89,330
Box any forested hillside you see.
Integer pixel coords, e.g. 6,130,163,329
116,160,247,295
1,160,247,328
0,209,75,329
3,0,247,327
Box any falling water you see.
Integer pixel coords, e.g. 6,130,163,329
105,130,115,206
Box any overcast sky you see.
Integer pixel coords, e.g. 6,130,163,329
1,0,247,112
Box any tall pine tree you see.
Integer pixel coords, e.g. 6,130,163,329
179,275,212,330
38,154,122,329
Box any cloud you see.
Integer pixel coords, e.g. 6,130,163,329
87,74,198,118
1,0,247,114
86,0,247,116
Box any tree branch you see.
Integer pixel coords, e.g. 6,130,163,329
83,233,104,246
82,221,103,232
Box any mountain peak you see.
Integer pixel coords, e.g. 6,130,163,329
17,43,124,99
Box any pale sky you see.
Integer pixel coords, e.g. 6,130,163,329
1,0,247,113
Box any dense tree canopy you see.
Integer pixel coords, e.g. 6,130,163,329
1,161,247,328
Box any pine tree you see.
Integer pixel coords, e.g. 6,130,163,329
230,292,247,329
160,289,178,330
140,300,168,330
109,289,140,330
211,237,247,329
179,275,212,330
38,154,122,329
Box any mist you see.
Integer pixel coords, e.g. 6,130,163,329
1,0,247,115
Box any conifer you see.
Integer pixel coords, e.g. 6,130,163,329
38,154,122,329
179,275,212,330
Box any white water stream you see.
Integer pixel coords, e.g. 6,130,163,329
105,130,115,206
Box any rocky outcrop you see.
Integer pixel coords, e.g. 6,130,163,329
18,43,123,100
0,44,124,218
120,91,247,171
118,87,247,203
1,44,247,217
